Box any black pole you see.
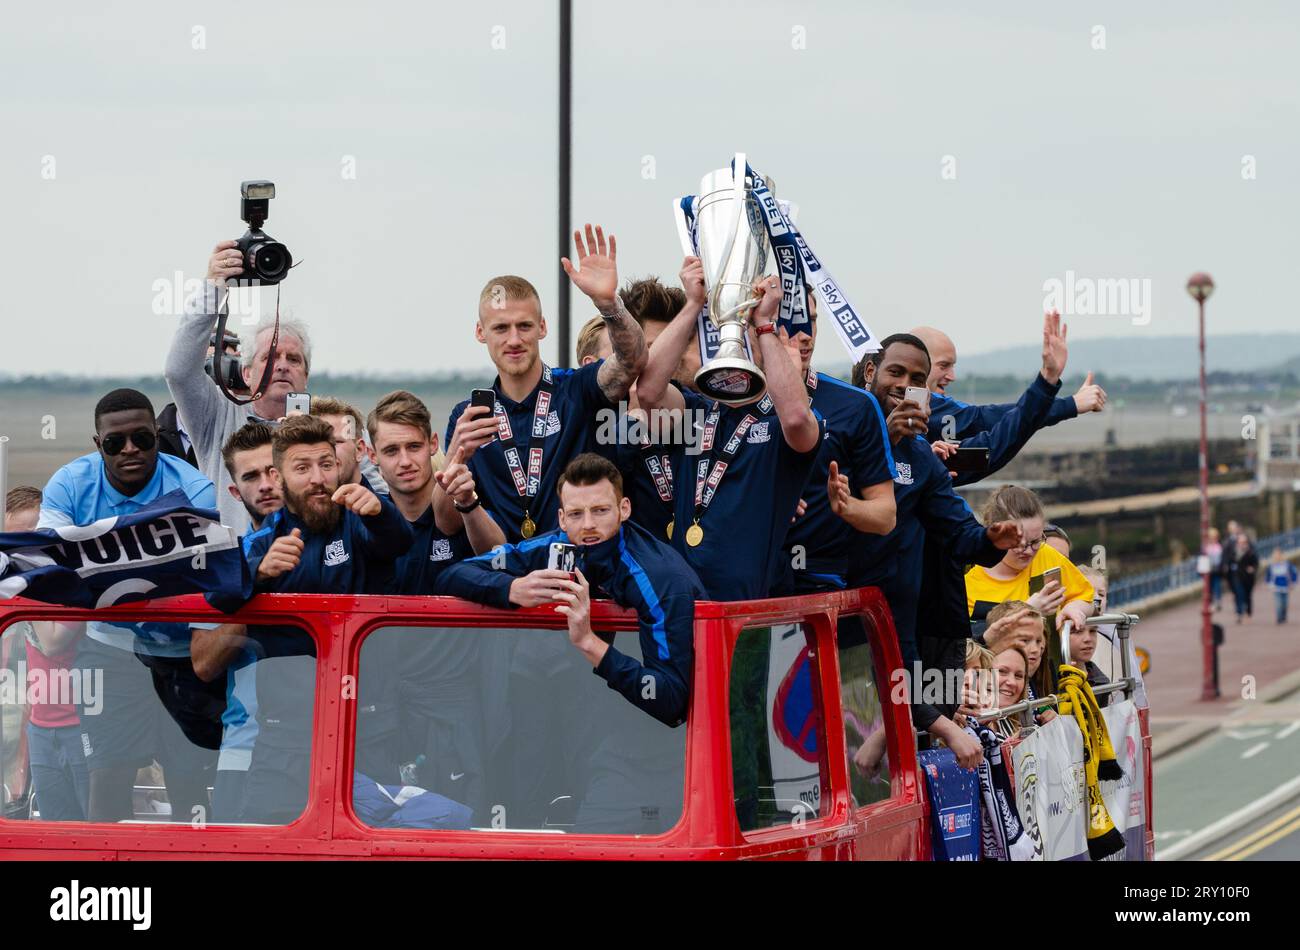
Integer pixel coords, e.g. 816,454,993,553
557,0,573,368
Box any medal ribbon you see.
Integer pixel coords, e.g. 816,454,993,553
689,397,773,528
494,365,557,519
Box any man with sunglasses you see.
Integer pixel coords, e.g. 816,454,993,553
36,389,223,822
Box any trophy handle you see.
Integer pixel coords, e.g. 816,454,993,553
705,151,748,294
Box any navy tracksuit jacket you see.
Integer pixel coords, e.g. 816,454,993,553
436,519,705,727
239,496,414,805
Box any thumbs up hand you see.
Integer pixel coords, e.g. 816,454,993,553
257,527,304,583
1073,370,1107,414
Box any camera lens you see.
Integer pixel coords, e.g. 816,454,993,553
249,241,292,282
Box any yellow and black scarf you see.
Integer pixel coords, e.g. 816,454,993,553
1057,664,1124,860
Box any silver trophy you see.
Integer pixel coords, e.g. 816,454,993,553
693,152,775,405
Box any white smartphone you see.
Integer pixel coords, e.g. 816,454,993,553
904,386,930,411
547,542,577,574
285,392,311,416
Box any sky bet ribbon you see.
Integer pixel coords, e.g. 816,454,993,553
674,159,881,367
0,489,249,611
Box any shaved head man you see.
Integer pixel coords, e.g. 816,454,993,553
911,326,957,394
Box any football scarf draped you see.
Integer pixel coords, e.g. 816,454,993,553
968,721,1036,861
0,490,249,611
1057,664,1125,859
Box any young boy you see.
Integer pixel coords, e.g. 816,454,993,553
1068,621,1111,707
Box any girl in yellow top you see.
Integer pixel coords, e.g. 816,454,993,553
965,486,1094,633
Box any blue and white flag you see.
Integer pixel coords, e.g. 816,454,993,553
0,489,249,611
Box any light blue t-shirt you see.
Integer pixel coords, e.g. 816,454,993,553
37,452,217,656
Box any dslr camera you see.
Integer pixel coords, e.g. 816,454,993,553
234,180,293,284
204,329,246,393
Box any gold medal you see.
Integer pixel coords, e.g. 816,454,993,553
520,516,536,539
685,522,704,547
665,519,674,540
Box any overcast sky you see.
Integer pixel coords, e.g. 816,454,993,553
3,0,1297,377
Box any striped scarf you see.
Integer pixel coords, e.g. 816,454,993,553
1057,664,1124,859
967,722,1037,861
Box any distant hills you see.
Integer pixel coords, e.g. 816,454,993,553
952,334,1300,382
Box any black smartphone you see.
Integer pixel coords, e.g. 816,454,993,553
943,445,990,473
470,389,496,415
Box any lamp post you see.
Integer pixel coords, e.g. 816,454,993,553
1187,272,1216,701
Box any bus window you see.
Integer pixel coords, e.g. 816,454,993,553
729,622,827,833
0,617,316,827
352,625,686,835
837,615,891,808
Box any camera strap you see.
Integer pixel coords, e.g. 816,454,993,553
212,284,280,406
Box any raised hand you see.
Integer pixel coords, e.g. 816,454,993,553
886,403,930,444
434,446,477,506
680,255,706,309
332,483,382,517
257,527,303,583
827,460,852,518
1041,309,1068,385
982,607,1035,653
206,239,244,288
552,569,593,644
750,276,780,326
449,405,499,463
1073,371,1107,413
986,520,1023,550
561,223,619,310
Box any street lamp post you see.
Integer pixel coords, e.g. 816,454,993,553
1187,272,1216,701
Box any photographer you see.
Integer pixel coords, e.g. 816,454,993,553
164,240,311,531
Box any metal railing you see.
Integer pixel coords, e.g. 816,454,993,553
1109,527,1300,607
976,612,1140,727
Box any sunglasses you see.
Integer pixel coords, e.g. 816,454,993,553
100,429,157,456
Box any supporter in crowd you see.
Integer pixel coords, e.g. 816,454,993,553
843,334,1024,768
990,644,1030,739
779,288,897,595
190,422,283,821
953,640,995,729
237,415,414,822
1267,548,1298,624
636,267,823,602
438,224,647,545
1078,563,1149,708
366,389,503,816
36,389,219,822
6,488,91,821
965,485,1094,632
984,601,1056,724
311,396,387,493
1205,527,1224,611
1227,532,1259,623
1043,523,1071,558
1068,620,1110,707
